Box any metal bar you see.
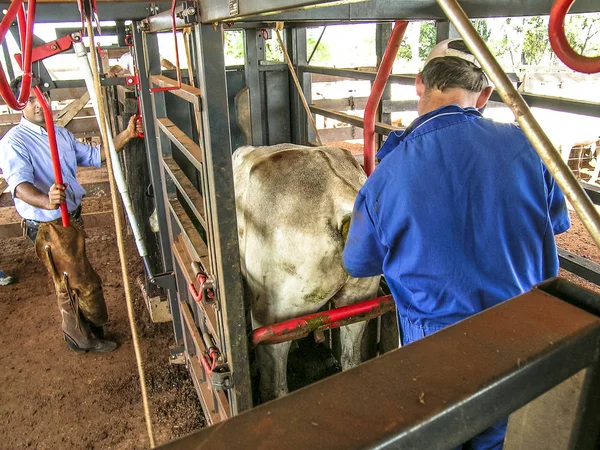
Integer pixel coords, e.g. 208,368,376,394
172,237,218,341
306,67,600,118
136,26,183,341
199,0,354,22
251,295,395,345
162,157,207,230
558,248,600,287
156,117,204,172
437,0,600,251
301,64,415,85
235,0,600,22
490,91,600,119
194,22,252,415
140,2,199,33
289,27,311,145
310,105,401,136
168,198,207,264
149,75,201,109
158,284,600,450
582,182,600,205
364,21,407,176
376,22,394,149
243,28,265,145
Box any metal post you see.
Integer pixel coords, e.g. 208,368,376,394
435,20,460,42
133,24,183,342
244,28,265,146
1,38,14,82
436,0,600,250
193,22,252,415
376,23,393,148
288,26,313,145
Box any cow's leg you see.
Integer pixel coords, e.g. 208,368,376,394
256,341,292,402
331,276,380,370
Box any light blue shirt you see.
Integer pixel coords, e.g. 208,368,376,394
0,117,101,221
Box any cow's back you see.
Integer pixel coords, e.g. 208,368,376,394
233,144,366,325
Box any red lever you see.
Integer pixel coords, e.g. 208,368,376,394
549,0,600,74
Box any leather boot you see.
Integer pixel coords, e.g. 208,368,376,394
57,290,118,353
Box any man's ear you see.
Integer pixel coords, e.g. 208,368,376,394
415,73,425,98
476,86,493,109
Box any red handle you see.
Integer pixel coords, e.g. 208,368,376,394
34,86,69,227
136,114,144,139
549,0,600,74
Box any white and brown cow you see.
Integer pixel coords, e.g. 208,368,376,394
233,143,380,401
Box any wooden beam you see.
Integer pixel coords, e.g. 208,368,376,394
149,75,202,109
0,210,113,239
0,117,99,137
0,178,7,193
55,92,91,127
0,87,89,106
0,107,96,125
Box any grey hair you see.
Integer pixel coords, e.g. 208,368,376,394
421,57,489,93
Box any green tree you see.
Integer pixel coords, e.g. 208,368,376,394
306,30,332,64
565,14,600,56
419,22,436,59
224,30,244,65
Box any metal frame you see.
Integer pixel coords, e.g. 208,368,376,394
16,0,600,438
158,278,600,450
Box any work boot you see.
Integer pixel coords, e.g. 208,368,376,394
57,291,118,353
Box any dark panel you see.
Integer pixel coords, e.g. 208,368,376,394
265,69,292,144
226,68,247,151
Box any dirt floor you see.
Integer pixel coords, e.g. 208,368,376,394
1,159,599,449
0,167,204,449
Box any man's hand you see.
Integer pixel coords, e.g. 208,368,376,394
126,114,144,140
47,183,67,210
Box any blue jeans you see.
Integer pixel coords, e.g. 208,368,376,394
399,317,507,450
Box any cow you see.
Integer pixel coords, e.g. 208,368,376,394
233,143,380,401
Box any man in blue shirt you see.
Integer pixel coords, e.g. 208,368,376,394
0,76,143,353
343,39,570,449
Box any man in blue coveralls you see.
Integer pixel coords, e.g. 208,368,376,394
343,39,570,449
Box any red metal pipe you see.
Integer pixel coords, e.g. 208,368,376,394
33,86,69,226
363,21,408,176
549,0,600,74
0,0,36,110
250,295,396,346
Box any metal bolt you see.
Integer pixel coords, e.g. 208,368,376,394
50,44,57,50
184,7,196,16
44,83,49,88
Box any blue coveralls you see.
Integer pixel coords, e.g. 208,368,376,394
343,104,570,450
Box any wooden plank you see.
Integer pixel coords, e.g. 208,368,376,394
162,157,206,229
311,105,399,136
0,107,96,125
172,237,218,340
156,117,204,172
0,117,99,137
168,198,209,264
0,87,89,106
0,178,7,193
55,92,91,127
0,211,113,238
150,75,202,109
